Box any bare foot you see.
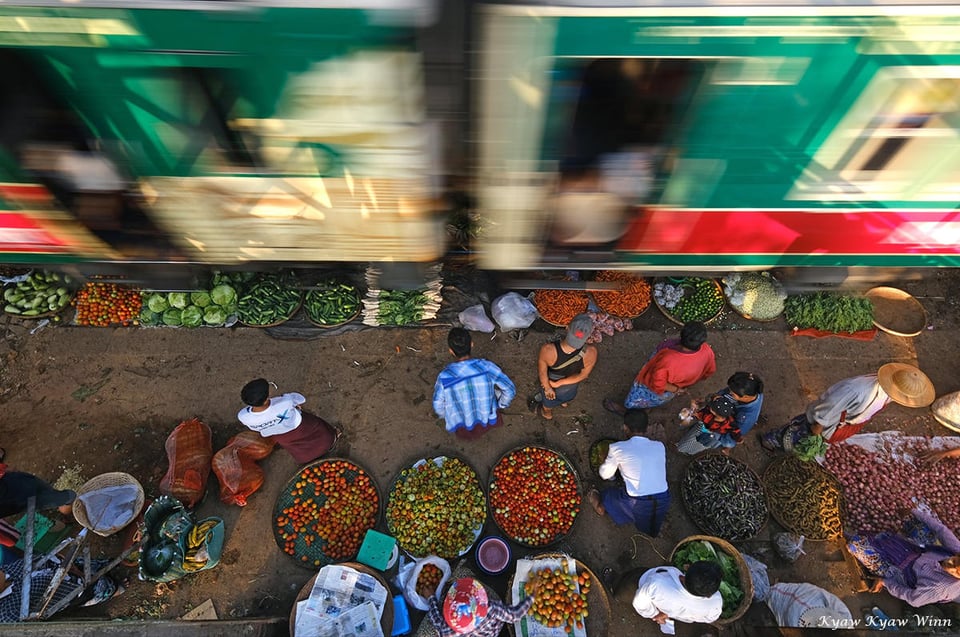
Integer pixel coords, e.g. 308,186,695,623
587,489,605,517
538,405,553,420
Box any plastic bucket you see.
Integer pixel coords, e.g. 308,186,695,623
475,536,511,576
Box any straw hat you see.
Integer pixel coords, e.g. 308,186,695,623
878,363,935,408
798,606,851,628
443,578,489,634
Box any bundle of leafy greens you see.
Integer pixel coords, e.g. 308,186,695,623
794,434,827,462
672,540,744,618
784,292,874,333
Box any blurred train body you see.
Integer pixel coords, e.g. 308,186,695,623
0,0,959,280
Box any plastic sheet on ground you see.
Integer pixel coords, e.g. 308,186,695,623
294,564,388,637
76,483,142,535
817,431,960,466
512,556,587,637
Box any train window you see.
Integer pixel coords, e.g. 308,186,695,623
790,73,960,202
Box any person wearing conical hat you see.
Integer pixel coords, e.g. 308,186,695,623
760,363,935,452
426,577,540,637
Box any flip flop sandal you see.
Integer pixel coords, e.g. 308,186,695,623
602,398,626,416
526,396,539,413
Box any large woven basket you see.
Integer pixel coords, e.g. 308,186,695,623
73,472,145,537
669,535,753,626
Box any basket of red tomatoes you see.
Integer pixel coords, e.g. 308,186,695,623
273,458,380,569
489,446,582,547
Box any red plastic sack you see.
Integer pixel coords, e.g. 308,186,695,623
159,418,213,508
212,431,276,506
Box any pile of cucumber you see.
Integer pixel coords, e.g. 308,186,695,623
3,271,73,317
304,280,361,326
237,276,302,326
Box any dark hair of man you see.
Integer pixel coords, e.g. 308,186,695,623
727,371,764,397
684,560,723,598
448,327,472,358
623,409,649,434
679,321,708,351
241,378,270,406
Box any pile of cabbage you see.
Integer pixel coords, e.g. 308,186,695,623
721,272,786,321
139,284,237,327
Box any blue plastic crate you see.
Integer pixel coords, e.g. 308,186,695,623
356,529,396,571
391,594,411,636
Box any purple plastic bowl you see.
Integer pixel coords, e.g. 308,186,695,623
476,536,511,575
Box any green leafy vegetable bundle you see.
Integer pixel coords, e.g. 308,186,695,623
784,292,874,333
672,540,745,619
793,434,827,462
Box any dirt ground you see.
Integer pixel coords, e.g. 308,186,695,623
1,267,959,635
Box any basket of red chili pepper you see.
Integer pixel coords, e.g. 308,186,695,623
489,446,582,548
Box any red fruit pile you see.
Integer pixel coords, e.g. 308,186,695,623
490,447,581,546
73,282,142,326
275,460,378,565
525,563,591,631
415,564,444,598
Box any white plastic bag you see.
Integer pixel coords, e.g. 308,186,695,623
491,292,538,331
396,555,451,611
774,532,806,563
458,304,495,333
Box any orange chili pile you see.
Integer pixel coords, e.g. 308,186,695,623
592,271,651,318
73,282,142,327
533,289,589,326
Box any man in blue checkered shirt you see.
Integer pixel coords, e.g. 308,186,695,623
433,328,516,440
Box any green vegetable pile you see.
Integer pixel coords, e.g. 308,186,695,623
237,275,302,326
140,285,237,327
305,279,361,326
377,289,429,326
722,272,786,321
793,434,827,462
3,271,72,317
672,540,744,619
784,292,874,333
656,278,724,323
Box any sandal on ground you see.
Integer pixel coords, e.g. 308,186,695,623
0,447,5,463
526,395,539,413
600,567,616,588
602,398,626,416
757,432,778,453
537,404,553,420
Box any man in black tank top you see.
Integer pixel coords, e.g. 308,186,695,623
533,313,599,420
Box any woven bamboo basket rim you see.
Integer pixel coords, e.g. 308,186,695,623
73,472,145,537
762,454,846,541
669,535,754,625
239,294,303,328
289,562,394,637
488,445,582,549
385,454,485,559
680,452,768,541
273,457,381,569
505,552,612,637
653,278,724,326
534,290,590,327
304,285,363,328
865,286,926,337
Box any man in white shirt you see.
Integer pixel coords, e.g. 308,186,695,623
238,378,340,464
586,409,670,536
632,561,723,635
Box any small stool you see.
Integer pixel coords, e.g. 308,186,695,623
356,529,397,571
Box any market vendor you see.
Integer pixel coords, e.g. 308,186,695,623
531,313,598,420
760,363,934,453
426,577,539,637
587,409,670,537
0,465,76,519
604,321,716,413
238,379,341,464
433,328,516,440
847,505,960,607
631,560,723,635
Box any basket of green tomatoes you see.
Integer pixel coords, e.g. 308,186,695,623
653,277,725,325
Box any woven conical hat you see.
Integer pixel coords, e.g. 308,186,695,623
878,363,935,408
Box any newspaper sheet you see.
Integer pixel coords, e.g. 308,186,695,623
512,556,588,637
294,564,388,637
